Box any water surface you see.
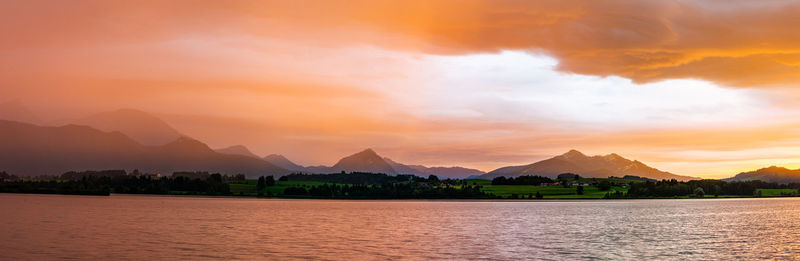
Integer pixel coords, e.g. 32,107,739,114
2,194,799,260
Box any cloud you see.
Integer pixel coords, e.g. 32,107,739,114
4,1,800,86
3,1,800,178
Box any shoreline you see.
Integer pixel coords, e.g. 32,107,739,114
2,191,794,201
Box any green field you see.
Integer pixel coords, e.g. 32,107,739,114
229,178,633,199
229,180,325,196
480,184,628,199
223,178,798,199
756,188,797,197
462,179,492,185
462,178,633,198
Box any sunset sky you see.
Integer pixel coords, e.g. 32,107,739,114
3,0,800,178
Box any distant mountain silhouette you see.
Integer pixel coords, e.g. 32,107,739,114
287,149,485,178
263,154,308,172
723,166,800,183
0,120,289,177
425,166,486,179
329,148,398,174
0,100,41,124
0,120,701,181
71,109,182,145
215,145,260,158
480,149,698,181
383,157,485,179
304,165,334,173
262,149,489,177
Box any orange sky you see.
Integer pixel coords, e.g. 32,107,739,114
3,0,800,178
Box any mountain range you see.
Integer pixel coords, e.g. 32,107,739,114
0,114,716,181
0,102,487,178
383,157,486,179
258,148,486,179
263,154,309,172
479,150,700,181
723,166,800,184
1,103,795,182
0,120,288,177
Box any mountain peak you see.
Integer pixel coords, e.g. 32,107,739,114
725,165,800,183
162,136,213,153
346,148,383,160
603,153,626,161
263,154,307,172
169,136,200,144
265,154,287,160
215,145,259,158
358,148,378,155
560,149,587,158
485,150,699,181
331,148,396,174
764,165,789,171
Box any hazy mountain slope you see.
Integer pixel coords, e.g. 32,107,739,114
0,100,41,124
0,120,146,175
480,150,698,181
723,166,800,183
424,167,486,179
304,165,334,174
72,109,182,145
288,149,485,177
147,137,288,177
384,157,485,179
215,145,260,158
264,154,308,172
383,158,427,175
0,120,288,177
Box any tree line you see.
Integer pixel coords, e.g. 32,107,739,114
606,179,800,198
0,170,233,196
281,182,491,199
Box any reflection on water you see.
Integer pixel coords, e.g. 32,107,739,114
1,194,799,260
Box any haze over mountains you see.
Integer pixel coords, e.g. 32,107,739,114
481,150,700,181
263,154,308,172
1,103,796,182
0,120,288,177
215,145,260,159
261,148,487,179
383,158,486,179
0,102,181,146
70,109,183,146
212,139,489,178
0,100,41,124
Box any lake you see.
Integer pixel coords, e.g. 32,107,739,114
1,194,799,260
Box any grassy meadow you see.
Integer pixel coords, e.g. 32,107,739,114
224,178,632,199
756,188,798,197
219,177,800,199
228,180,325,196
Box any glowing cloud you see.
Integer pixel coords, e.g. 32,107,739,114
1,1,800,178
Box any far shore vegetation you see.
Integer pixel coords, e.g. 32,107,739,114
1,170,799,199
